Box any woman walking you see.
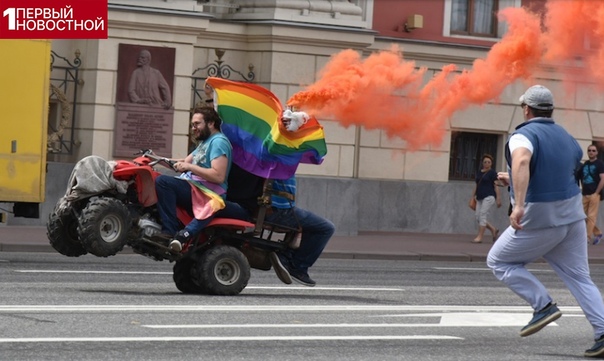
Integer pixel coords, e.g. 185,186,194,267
472,154,501,243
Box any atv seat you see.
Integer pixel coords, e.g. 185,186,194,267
207,217,255,233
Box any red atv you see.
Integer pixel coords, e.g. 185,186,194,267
47,149,299,295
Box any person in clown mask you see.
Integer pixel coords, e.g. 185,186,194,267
264,110,335,287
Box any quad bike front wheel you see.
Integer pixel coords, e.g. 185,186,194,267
195,245,250,296
78,197,132,257
173,254,205,294
47,211,87,257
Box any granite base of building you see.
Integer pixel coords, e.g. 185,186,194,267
1,162,526,237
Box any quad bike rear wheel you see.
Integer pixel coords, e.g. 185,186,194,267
195,245,250,296
47,211,87,257
78,197,132,257
173,254,205,294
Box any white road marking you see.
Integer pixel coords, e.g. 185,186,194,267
0,335,462,343
245,286,404,291
432,267,490,271
13,271,405,292
143,323,436,329
0,305,584,313
439,313,531,326
142,312,560,329
15,270,171,275
142,320,529,329
13,270,404,291
433,267,553,273
377,312,530,325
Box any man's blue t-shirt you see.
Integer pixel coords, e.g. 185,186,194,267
180,132,232,194
271,176,296,209
580,159,604,196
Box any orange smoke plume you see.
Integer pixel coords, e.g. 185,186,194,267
287,2,601,150
542,1,604,88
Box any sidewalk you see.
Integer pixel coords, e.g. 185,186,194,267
2,226,604,264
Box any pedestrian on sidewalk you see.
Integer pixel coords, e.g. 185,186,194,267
577,144,604,245
486,85,604,358
471,153,501,243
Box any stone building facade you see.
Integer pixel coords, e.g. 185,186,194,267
9,0,604,237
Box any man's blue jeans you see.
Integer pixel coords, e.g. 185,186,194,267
214,201,252,221
265,207,335,273
155,175,213,236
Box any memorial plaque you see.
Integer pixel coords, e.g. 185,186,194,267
114,44,175,158
114,103,173,157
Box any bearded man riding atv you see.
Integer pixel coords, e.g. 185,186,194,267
154,107,232,253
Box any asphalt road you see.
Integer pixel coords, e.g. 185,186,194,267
0,252,600,361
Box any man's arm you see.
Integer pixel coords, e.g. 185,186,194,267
497,171,510,186
597,170,604,199
575,163,584,186
593,160,604,197
184,155,228,184
494,178,502,208
510,147,532,230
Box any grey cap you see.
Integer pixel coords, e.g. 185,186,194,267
519,85,554,110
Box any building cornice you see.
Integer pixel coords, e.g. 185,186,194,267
108,6,211,38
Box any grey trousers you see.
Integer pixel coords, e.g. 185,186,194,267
487,220,604,338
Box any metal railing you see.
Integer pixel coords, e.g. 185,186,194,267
191,48,255,109
48,49,82,155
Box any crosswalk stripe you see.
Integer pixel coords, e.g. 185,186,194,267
0,335,463,343
0,305,584,312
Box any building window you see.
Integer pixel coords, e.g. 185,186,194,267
443,0,520,40
449,131,499,181
451,0,498,37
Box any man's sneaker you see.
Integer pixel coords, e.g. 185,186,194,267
585,335,604,357
269,252,292,285
594,234,603,246
275,252,315,287
169,230,191,253
519,303,562,337
288,268,316,287
169,240,182,252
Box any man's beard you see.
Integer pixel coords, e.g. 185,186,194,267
195,127,211,142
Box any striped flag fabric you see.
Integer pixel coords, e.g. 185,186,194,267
188,181,226,220
205,77,326,179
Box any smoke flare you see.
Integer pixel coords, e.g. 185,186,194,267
287,1,604,149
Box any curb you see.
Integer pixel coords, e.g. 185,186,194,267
0,244,483,262
4,245,604,265
0,245,483,263
323,251,487,262
3,237,604,264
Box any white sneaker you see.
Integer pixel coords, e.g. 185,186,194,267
169,240,182,252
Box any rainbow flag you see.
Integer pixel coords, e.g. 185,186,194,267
206,77,326,180
188,181,225,220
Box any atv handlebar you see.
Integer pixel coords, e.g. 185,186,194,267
139,151,177,171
